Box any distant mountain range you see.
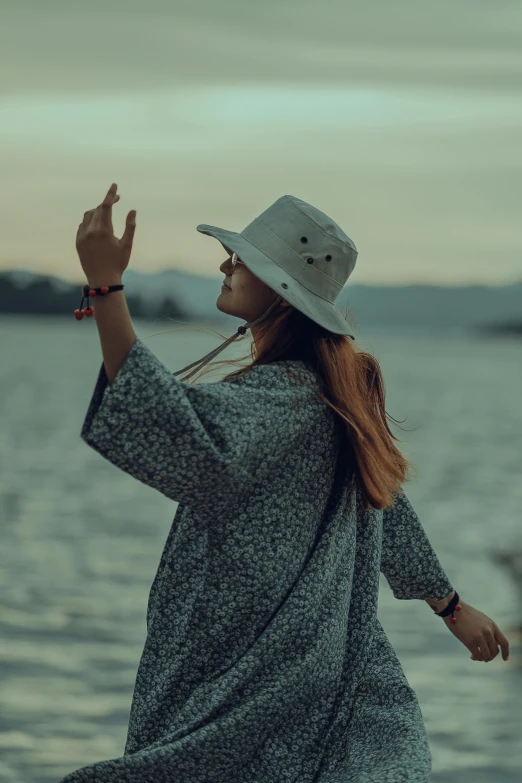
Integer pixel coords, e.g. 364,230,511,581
2,267,521,335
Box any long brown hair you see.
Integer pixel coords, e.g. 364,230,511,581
148,301,418,512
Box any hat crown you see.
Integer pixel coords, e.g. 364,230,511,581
240,195,358,301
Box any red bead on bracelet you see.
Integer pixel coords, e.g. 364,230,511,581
450,604,462,623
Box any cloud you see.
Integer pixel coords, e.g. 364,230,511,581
2,1,521,95
0,1,521,284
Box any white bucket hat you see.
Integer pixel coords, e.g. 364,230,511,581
174,194,358,380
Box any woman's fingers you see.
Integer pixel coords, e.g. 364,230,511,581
92,183,119,231
82,208,95,228
483,631,499,661
471,638,496,662
495,626,510,660
470,627,510,662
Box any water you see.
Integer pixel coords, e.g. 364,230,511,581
1,315,521,782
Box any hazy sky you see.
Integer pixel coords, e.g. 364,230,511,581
1,0,521,286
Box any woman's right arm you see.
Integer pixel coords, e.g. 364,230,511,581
380,492,510,662
380,490,455,603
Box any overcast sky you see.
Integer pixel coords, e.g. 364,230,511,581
1,0,521,287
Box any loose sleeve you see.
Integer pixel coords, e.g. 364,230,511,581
80,337,314,513
380,490,455,601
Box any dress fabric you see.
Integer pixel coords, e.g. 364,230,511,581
58,336,454,783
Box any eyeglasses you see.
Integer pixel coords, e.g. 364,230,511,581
231,252,245,270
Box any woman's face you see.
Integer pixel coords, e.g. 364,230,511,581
217,247,291,323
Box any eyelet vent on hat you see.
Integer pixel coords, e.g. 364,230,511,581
307,258,314,264
300,236,308,243
281,283,288,289
325,255,332,261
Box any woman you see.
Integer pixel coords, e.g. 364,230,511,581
63,186,510,782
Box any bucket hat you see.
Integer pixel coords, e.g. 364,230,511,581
174,194,358,380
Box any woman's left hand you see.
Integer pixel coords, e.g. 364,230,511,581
76,183,136,285
442,600,510,662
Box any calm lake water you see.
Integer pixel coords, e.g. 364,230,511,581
1,314,521,782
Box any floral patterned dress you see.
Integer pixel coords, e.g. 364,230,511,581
58,336,454,783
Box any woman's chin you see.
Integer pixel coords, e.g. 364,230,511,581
216,296,231,315
216,295,245,320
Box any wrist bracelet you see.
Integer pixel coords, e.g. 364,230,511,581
74,283,125,320
433,590,461,624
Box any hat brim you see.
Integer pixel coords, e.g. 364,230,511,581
197,224,356,338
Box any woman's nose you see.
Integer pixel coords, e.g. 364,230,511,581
220,258,233,274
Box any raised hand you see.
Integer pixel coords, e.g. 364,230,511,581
76,183,136,286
